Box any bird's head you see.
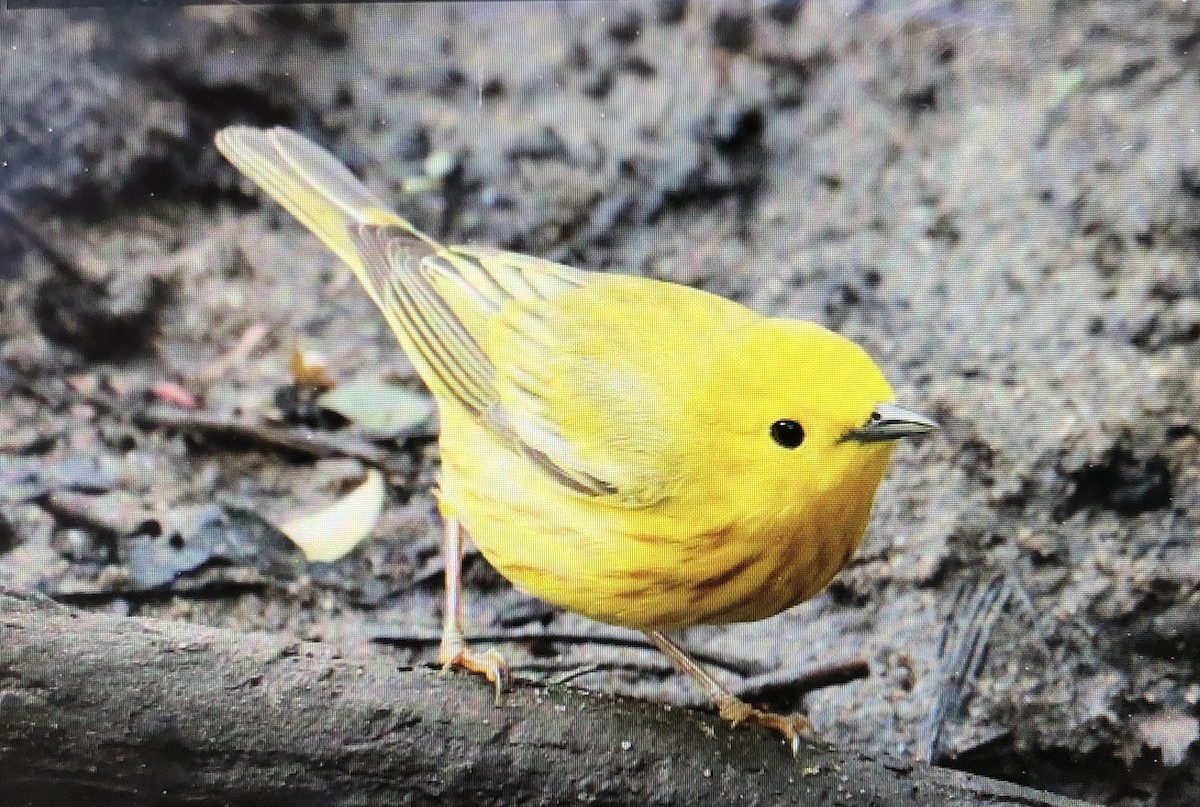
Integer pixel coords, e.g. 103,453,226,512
701,318,936,524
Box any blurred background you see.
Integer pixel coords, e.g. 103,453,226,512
1,2,1198,804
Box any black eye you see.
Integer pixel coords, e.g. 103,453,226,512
770,419,805,449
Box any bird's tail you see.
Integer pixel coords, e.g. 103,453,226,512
214,125,440,312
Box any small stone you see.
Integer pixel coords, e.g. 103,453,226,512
711,8,753,52
656,0,687,24
761,0,805,25
607,9,642,43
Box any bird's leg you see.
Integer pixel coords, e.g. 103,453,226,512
438,517,508,703
644,630,828,755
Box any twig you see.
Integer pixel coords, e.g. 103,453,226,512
528,657,871,701
370,628,764,677
39,490,143,536
196,322,272,384
50,573,275,603
0,195,106,281
527,660,681,685
134,405,422,475
736,657,871,702
538,661,654,685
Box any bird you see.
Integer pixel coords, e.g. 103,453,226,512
214,125,938,753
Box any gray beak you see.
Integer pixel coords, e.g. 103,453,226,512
845,402,939,443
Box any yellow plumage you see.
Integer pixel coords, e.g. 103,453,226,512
215,126,935,749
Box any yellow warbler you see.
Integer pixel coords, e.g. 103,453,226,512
215,126,937,752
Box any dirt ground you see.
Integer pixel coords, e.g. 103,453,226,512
1,2,1198,804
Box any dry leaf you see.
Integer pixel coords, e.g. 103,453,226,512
317,381,434,438
280,469,386,562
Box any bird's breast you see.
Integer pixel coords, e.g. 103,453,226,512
434,416,879,632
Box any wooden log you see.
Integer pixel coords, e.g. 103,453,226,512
0,593,1095,807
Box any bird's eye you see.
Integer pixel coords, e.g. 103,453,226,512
770,419,805,449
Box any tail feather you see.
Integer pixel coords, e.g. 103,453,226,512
214,125,437,310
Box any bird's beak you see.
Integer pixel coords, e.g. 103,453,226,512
844,403,939,443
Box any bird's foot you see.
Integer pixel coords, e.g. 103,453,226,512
438,639,509,704
717,696,833,756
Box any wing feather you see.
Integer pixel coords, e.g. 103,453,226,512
348,224,624,497
215,125,707,506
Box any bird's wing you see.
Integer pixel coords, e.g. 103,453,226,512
216,126,699,505
353,231,693,505
486,268,721,507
